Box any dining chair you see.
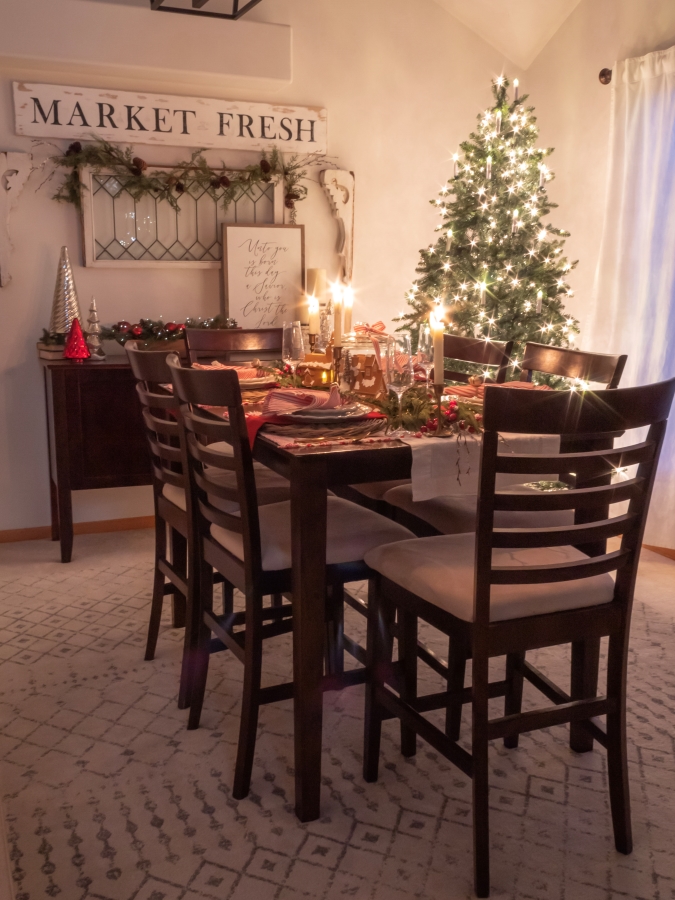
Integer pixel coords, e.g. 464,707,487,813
126,342,290,710
384,343,627,537
363,377,675,897
519,341,627,387
185,327,283,366
167,355,415,799
346,334,514,514
382,343,629,745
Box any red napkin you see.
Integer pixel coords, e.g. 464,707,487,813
193,361,268,380
445,381,553,400
261,384,343,415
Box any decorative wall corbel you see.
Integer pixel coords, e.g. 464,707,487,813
320,168,355,283
0,151,32,287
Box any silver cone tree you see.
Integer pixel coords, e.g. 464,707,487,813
49,246,82,334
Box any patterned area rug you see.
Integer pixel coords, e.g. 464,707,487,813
0,531,673,900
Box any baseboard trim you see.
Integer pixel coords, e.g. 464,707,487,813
644,544,675,562
0,516,155,544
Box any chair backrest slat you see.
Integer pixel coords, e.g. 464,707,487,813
490,512,636,549
439,334,513,384
495,441,655,476
185,327,283,365
492,477,643,511
490,549,630,585
519,342,627,388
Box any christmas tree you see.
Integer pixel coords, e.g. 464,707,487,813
400,76,579,380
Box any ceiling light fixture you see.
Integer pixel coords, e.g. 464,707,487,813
151,0,263,21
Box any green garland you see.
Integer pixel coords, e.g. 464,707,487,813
40,315,237,346
350,384,483,435
51,138,326,223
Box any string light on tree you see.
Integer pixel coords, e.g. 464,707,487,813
398,75,580,384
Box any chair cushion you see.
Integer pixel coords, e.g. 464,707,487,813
162,464,290,514
350,480,412,501
210,497,414,572
383,484,574,535
364,533,615,623
209,441,273,473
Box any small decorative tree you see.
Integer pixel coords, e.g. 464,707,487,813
400,76,579,380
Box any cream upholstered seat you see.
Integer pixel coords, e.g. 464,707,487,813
211,496,414,572
364,532,615,623
350,479,411,501
383,483,574,535
162,464,290,513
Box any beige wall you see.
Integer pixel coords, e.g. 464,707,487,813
0,0,515,531
527,0,675,342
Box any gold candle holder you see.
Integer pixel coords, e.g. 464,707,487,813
433,383,444,435
308,333,318,353
332,346,343,385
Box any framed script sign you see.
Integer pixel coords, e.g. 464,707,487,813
223,225,305,329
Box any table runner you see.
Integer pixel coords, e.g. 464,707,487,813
402,432,561,501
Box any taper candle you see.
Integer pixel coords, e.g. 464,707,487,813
308,295,320,334
342,285,354,334
332,282,343,347
514,78,519,101
430,311,445,385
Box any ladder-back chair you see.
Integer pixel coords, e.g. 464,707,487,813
185,327,283,366
167,356,414,799
363,378,675,897
519,341,627,388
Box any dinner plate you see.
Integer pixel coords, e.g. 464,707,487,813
239,376,278,389
285,402,372,422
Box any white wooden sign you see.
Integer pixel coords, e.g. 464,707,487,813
223,225,305,328
13,82,327,154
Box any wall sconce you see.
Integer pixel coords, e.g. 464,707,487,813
150,0,263,21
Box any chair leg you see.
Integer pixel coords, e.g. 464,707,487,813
186,560,214,730
570,638,601,753
145,515,167,661
222,580,234,615
170,529,187,628
445,638,468,741
398,609,418,758
503,652,525,749
325,583,345,677
472,653,491,899
606,633,632,854
232,595,264,800
363,578,394,783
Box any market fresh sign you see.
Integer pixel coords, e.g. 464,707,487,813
12,82,327,154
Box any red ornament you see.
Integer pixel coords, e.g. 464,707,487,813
117,320,131,333
166,321,178,332
63,318,91,360
131,325,144,337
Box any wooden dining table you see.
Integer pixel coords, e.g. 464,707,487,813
252,433,413,822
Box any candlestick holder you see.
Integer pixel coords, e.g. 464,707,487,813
308,333,318,353
433,383,445,436
332,346,343,385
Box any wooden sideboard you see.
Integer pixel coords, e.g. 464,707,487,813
42,356,152,562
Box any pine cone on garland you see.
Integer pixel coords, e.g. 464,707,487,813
260,159,271,174
175,182,185,194
131,156,147,176
65,142,82,157
285,198,295,210
219,175,231,188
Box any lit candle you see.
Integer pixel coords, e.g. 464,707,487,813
539,164,547,189
342,285,354,334
332,282,343,347
308,295,320,334
511,209,519,234
513,78,519,101
430,310,445,385
486,155,492,180
479,282,487,305
452,153,459,178
536,290,543,313
446,229,453,252
495,110,502,133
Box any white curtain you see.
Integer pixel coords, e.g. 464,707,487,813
589,45,675,549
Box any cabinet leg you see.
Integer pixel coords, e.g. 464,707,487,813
49,478,60,541
57,485,73,563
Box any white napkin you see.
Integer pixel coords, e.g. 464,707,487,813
262,385,342,416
